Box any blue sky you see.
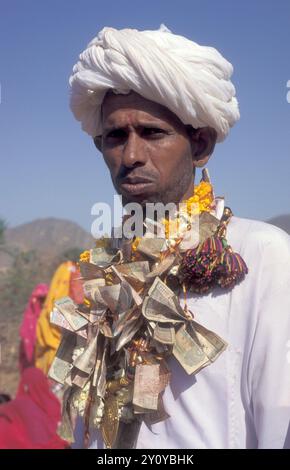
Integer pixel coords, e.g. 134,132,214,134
0,0,290,232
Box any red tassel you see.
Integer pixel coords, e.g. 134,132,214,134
216,247,248,289
178,228,248,294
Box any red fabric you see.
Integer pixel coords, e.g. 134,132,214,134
19,284,49,371
0,367,68,449
69,265,84,304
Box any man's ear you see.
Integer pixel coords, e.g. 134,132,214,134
93,136,102,152
188,126,217,168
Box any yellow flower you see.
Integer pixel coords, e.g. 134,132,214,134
186,182,213,216
83,297,91,307
131,237,141,252
164,218,183,239
79,250,90,263
132,181,214,243
163,181,214,239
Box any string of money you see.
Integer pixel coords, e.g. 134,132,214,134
48,170,248,448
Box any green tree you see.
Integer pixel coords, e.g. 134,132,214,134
0,250,43,318
0,218,6,247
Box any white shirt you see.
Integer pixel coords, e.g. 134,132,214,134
73,216,290,449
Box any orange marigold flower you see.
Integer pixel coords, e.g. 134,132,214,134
79,250,90,263
83,297,91,307
162,181,214,239
131,237,141,252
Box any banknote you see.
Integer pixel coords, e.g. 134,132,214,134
48,332,76,384
146,254,176,280
190,320,228,362
90,247,119,268
99,320,113,338
93,337,108,397
55,296,77,315
111,266,143,306
147,277,186,320
55,297,88,331
73,335,98,374
133,364,160,410
58,387,76,443
116,281,134,314
153,323,176,344
113,306,139,337
83,278,106,299
50,308,87,339
97,284,121,312
142,296,184,324
136,237,166,259
115,314,144,352
198,211,220,244
89,307,107,324
79,261,104,280
115,261,150,283
176,211,220,251
96,280,135,317
173,325,209,375
70,368,90,388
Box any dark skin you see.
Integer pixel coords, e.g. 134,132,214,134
94,91,217,207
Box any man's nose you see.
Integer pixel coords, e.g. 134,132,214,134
121,131,147,167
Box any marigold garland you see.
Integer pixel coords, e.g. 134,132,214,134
163,181,214,239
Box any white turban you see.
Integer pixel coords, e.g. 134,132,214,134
69,24,240,142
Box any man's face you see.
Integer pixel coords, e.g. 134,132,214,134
98,91,196,206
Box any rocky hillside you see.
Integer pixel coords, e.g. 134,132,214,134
0,217,93,272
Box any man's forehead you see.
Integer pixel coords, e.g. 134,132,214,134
101,91,183,129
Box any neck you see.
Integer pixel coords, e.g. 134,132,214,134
138,179,196,225
179,179,195,203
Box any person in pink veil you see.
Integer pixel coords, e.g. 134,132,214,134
0,367,68,449
19,284,49,372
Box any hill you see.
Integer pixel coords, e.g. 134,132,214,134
0,217,93,271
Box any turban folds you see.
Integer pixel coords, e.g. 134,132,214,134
69,24,240,142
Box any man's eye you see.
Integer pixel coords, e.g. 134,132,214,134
142,128,165,137
106,129,127,139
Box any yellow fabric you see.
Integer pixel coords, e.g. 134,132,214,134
35,261,73,375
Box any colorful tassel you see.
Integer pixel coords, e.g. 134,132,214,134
178,207,248,294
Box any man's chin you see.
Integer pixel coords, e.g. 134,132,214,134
116,184,159,205
120,190,160,207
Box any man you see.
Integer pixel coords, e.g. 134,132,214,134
59,25,290,449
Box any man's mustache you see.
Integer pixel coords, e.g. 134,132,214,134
115,168,158,185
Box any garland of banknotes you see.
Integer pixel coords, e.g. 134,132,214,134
49,171,248,448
